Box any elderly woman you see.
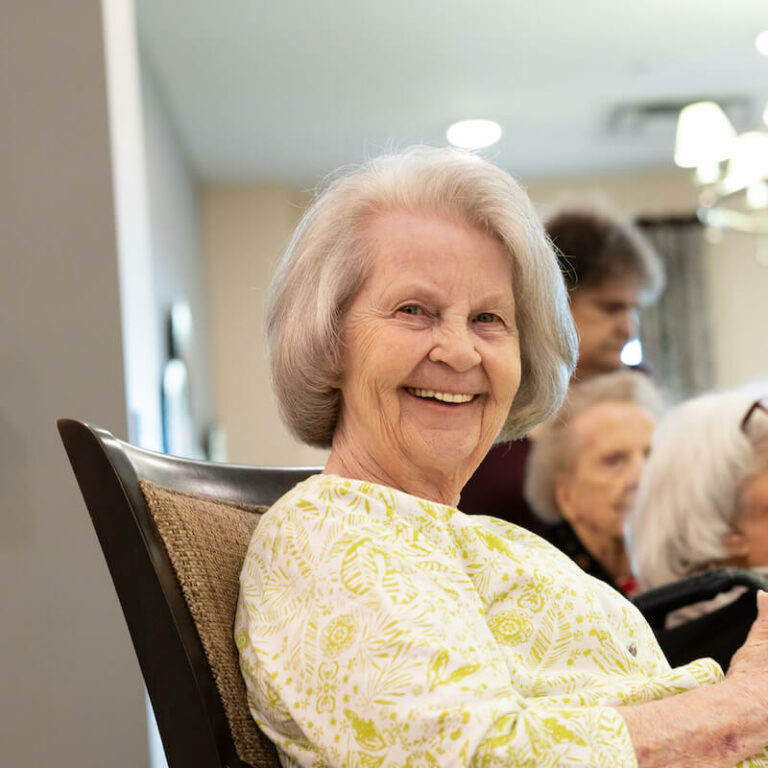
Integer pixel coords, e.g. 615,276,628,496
629,385,768,602
235,147,768,767
524,370,664,595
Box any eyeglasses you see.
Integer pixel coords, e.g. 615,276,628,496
741,399,768,439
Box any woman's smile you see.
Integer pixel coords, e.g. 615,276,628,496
404,387,478,404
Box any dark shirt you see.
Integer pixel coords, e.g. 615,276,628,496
458,438,549,536
543,521,628,594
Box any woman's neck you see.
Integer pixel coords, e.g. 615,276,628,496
324,444,465,508
570,521,632,583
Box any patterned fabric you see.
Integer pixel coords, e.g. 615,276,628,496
236,474,767,767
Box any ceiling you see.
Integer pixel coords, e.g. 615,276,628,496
136,0,768,186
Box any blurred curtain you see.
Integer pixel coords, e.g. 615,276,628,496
635,216,714,403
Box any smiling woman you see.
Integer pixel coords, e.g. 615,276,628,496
326,210,521,505
236,147,768,767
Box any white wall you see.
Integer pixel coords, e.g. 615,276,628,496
141,53,215,444
103,0,163,453
0,1,148,765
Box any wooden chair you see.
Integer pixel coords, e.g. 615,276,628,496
57,418,320,768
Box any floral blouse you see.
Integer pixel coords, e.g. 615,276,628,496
236,474,767,767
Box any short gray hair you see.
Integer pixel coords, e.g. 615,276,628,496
267,146,578,448
524,370,666,523
628,382,768,589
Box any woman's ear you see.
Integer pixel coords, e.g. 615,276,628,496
554,473,575,522
722,530,750,559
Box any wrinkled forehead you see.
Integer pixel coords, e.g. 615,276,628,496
359,208,513,284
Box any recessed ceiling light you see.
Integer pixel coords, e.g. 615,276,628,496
756,29,768,55
446,119,502,150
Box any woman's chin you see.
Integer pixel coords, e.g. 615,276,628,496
405,434,489,482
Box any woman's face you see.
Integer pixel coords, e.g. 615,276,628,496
332,210,521,501
569,276,641,378
732,466,768,568
555,401,656,543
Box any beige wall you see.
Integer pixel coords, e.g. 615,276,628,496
204,168,768,463
204,185,328,466
703,230,768,389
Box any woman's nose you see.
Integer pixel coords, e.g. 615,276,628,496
625,451,648,491
616,309,638,342
428,322,481,371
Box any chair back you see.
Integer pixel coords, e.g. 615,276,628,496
57,418,320,768
632,567,768,670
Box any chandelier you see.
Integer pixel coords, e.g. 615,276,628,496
674,100,768,236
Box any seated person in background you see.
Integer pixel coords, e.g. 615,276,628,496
629,384,768,625
524,370,664,595
236,147,768,767
459,203,665,532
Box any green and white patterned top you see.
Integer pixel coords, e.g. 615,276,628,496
236,474,767,767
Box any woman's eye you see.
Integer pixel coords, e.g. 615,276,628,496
398,305,423,316
476,312,500,324
602,452,627,467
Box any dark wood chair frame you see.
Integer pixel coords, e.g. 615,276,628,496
58,418,319,768
632,566,768,670
632,567,767,628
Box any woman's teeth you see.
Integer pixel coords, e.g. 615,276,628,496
407,388,474,403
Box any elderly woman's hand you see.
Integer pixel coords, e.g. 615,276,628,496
726,591,768,710
620,592,768,768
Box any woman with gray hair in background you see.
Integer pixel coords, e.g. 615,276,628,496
524,369,665,594
629,383,768,605
236,147,768,766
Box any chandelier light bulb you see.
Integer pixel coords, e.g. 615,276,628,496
674,101,736,168
446,119,502,150
695,161,721,185
723,131,768,193
746,181,768,210
756,30,768,56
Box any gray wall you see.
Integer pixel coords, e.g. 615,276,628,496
0,2,148,765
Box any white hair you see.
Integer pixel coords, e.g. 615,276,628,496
524,370,666,523
267,146,578,448
628,381,768,589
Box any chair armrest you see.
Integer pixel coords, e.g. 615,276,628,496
631,568,768,628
